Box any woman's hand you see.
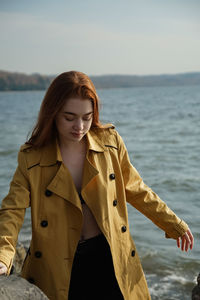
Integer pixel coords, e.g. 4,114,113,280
177,229,194,251
0,262,8,275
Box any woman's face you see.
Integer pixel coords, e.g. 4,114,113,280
55,97,93,143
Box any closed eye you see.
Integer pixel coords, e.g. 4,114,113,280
83,114,93,121
64,112,93,122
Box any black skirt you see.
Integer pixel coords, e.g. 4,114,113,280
68,234,124,300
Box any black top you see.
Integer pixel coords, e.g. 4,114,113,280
79,193,85,205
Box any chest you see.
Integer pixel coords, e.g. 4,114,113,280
62,151,86,192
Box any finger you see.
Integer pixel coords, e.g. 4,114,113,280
177,237,180,248
187,230,194,250
185,239,189,252
185,231,194,251
184,232,190,252
0,266,7,275
181,236,186,251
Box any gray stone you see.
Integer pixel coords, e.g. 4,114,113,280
0,244,49,299
192,274,200,300
0,275,49,299
12,242,27,274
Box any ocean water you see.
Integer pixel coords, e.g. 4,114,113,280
0,85,199,299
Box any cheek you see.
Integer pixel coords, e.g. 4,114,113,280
86,120,92,130
56,118,69,133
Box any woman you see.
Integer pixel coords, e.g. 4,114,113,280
0,71,193,300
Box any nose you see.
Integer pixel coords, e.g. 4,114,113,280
73,118,84,131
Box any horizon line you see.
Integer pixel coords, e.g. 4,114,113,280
1,69,200,78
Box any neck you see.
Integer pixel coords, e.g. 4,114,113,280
58,136,87,153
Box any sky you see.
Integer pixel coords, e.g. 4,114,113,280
0,0,200,76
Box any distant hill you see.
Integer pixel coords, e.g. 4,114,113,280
0,70,54,91
91,72,200,89
0,70,200,91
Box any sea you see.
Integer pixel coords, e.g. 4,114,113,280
0,85,199,299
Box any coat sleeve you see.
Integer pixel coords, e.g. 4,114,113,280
115,131,188,240
0,149,30,274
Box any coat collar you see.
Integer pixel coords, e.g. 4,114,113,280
86,129,107,153
38,129,107,167
39,142,58,167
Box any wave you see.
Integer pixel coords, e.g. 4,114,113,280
147,270,197,300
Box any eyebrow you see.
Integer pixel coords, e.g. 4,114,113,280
63,111,93,116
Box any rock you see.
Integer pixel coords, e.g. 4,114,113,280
12,242,28,274
192,274,200,300
0,243,49,299
0,275,49,299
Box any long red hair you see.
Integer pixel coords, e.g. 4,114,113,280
27,71,102,147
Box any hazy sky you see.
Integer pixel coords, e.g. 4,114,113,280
0,0,200,76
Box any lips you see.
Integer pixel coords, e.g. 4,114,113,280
71,132,83,137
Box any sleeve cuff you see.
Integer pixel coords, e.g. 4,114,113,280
0,254,13,275
165,219,189,239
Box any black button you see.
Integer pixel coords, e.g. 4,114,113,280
41,220,48,227
35,251,42,258
113,199,117,206
121,225,127,233
28,277,35,284
45,189,52,197
109,173,115,180
131,250,135,257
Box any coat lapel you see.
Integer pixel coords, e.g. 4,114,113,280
46,163,82,210
39,130,108,209
81,130,107,190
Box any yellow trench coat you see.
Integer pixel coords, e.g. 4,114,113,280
0,126,188,300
